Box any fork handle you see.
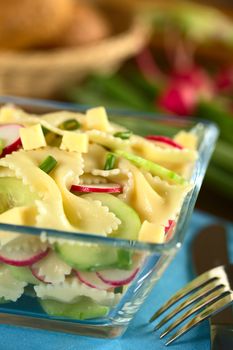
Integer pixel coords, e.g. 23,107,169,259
192,224,229,274
192,224,233,349
211,324,233,350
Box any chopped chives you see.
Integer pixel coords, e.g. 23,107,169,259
60,119,80,131
39,155,57,174
0,138,4,151
114,130,132,140
104,153,116,170
114,286,123,293
41,126,50,136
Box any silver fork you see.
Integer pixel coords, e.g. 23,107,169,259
149,265,233,345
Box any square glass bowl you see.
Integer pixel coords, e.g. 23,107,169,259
0,96,218,338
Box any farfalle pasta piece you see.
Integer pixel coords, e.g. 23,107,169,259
41,111,85,128
34,277,121,306
0,206,37,226
87,130,131,151
0,105,36,126
0,150,75,231
131,135,197,166
0,168,16,178
91,169,121,177
39,149,121,235
0,265,27,301
79,174,108,185
143,170,192,222
117,159,134,203
82,144,107,173
90,159,134,204
125,162,163,223
0,105,66,137
125,162,191,228
0,147,121,237
32,251,72,284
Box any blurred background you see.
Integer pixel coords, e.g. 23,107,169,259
0,0,232,220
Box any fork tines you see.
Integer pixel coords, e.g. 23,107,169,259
149,265,233,345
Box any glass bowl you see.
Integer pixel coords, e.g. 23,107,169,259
0,96,218,338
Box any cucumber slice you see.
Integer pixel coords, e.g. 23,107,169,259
39,297,109,320
82,193,141,240
55,194,139,270
0,177,38,214
55,243,131,271
0,297,9,304
8,266,39,285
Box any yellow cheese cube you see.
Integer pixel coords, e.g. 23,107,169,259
20,124,46,150
174,131,198,150
138,221,165,243
60,132,89,153
86,107,111,132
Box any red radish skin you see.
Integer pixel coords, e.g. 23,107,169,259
146,135,183,149
30,266,49,283
172,67,213,93
158,83,197,116
76,270,111,290
71,183,122,194
165,220,175,242
96,266,139,287
0,247,50,267
165,219,175,234
0,124,23,157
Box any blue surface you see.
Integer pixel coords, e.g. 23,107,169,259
0,210,232,350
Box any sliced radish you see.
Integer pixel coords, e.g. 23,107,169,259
146,135,183,149
165,219,175,234
30,265,48,283
75,270,111,290
96,257,140,287
0,124,23,157
0,236,49,266
158,82,197,116
165,220,175,241
30,251,72,284
71,183,122,194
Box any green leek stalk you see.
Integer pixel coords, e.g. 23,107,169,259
196,100,233,145
205,164,233,200
212,140,233,174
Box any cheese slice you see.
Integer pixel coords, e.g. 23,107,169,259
60,132,88,153
20,124,46,150
86,107,111,132
138,221,165,243
174,131,198,150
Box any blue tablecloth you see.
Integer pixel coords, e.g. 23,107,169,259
1,210,233,350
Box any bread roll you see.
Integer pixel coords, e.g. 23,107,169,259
0,0,74,50
55,2,110,47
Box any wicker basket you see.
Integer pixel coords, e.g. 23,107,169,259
100,0,233,66
0,10,150,98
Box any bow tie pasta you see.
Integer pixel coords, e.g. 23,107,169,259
0,104,198,319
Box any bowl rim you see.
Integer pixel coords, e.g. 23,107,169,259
0,95,219,253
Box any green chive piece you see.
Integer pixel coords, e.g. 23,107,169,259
39,155,57,174
104,153,116,170
114,286,123,293
60,119,80,131
41,126,50,136
113,130,132,140
0,138,4,152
